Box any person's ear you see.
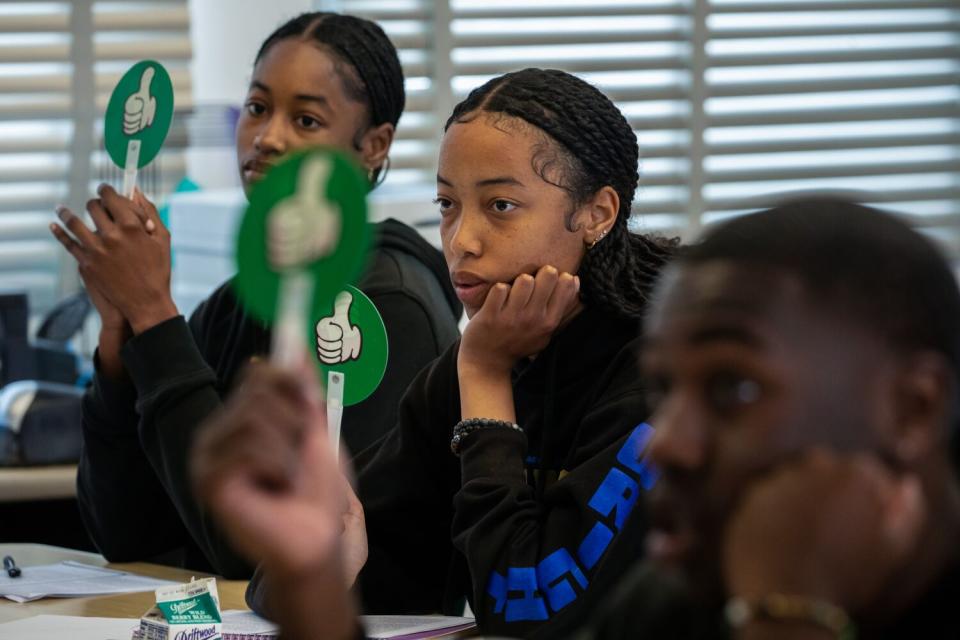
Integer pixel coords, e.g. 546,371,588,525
889,352,953,465
357,122,395,178
572,186,619,248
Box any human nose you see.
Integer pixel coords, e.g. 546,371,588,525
445,206,483,259
254,114,289,156
648,393,709,472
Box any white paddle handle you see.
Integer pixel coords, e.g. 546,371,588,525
122,139,141,199
271,271,311,369
326,371,344,460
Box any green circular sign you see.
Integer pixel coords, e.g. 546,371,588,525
234,147,371,330
104,60,174,169
315,285,388,406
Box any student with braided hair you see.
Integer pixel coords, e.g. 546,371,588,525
209,67,675,636
54,12,461,578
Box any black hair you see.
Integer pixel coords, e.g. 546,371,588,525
681,198,960,377
254,12,405,185
681,198,960,464
444,68,677,321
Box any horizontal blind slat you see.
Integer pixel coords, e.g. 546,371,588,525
708,73,960,97
453,29,689,47
454,6,690,19
454,56,689,74
709,46,960,67
710,22,959,39
706,187,960,211
708,103,960,126
707,159,960,183
708,132,960,155
710,1,956,13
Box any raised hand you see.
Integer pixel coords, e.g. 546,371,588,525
192,360,362,640
191,359,368,586
49,184,177,335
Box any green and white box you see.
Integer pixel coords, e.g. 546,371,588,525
137,577,223,640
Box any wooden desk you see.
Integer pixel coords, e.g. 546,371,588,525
0,465,77,502
0,543,249,624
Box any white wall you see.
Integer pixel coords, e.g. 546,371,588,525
189,0,314,105
186,0,314,189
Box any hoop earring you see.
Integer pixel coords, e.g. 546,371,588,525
374,156,391,188
587,228,608,250
368,157,391,188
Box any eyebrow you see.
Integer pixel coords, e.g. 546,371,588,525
476,176,523,188
435,174,524,188
641,322,765,353
250,81,330,108
687,325,764,349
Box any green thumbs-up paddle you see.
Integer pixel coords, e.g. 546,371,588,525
104,60,174,197
234,148,376,453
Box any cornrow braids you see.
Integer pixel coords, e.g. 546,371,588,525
445,68,677,320
255,12,405,185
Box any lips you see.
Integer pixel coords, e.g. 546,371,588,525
451,271,490,308
647,491,699,568
647,526,697,567
242,159,274,184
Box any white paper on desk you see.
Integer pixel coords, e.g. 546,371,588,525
221,609,279,639
0,612,279,640
360,615,476,639
0,614,137,640
0,560,177,603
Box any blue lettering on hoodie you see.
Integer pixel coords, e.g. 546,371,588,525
486,423,657,623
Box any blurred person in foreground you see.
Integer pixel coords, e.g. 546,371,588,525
195,198,960,639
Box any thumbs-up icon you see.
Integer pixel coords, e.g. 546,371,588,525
268,155,342,271
123,67,158,135
316,291,362,364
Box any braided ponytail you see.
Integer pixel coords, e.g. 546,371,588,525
255,12,405,186
445,68,676,320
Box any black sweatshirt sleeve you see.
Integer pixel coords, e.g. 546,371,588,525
122,312,254,578
451,358,655,637
352,344,466,615
76,352,189,561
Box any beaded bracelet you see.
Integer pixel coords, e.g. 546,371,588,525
450,417,523,456
725,594,856,640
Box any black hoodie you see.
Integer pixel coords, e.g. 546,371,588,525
247,304,656,639
76,219,461,577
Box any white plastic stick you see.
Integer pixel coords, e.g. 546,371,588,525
326,371,344,459
271,271,312,369
122,139,141,199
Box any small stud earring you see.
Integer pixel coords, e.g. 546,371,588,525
587,228,608,250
